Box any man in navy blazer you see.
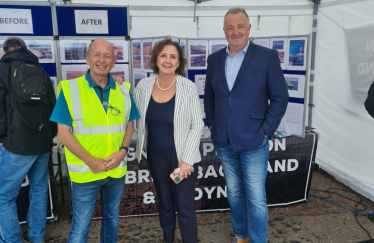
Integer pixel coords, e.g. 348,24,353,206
204,8,289,243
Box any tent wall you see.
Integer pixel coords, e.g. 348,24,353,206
313,1,374,201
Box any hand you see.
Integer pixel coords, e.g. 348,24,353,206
104,150,127,171
87,158,108,174
113,76,125,85
178,160,194,179
265,134,267,138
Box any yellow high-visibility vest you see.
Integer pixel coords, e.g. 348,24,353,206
58,76,131,183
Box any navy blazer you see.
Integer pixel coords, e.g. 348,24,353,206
204,41,289,150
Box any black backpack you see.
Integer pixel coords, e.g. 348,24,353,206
6,60,50,134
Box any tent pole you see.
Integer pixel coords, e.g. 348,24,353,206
308,0,320,127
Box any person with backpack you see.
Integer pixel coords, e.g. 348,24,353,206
0,37,57,243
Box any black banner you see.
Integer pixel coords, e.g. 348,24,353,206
91,132,317,218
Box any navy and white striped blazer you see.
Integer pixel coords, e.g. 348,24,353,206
133,75,204,165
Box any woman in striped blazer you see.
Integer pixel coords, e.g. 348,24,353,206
133,38,204,243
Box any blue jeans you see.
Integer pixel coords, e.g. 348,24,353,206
214,137,269,243
68,176,126,243
0,145,50,243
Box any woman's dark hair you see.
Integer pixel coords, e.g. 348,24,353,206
149,38,187,76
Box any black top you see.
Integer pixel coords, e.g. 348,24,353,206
0,47,57,155
146,95,176,154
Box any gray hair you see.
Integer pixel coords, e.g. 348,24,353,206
86,39,115,59
224,7,250,23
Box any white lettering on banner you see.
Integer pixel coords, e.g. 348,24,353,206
204,165,218,178
195,188,203,200
21,176,29,187
0,9,33,34
125,170,152,184
204,187,216,199
127,147,136,161
268,138,286,152
125,171,136,184
267,159,299,173
217,186,227,198
357,62,374,75
197,166,203,179
197,165,223,179
366,41,374,52
138,170,151,183
219,166,224,177
143,192,155,204
287,159,299,171
196,186,227,200
74,10,108,34
203,143,214,156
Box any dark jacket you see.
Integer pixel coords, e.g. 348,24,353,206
365,81,374,118
204,42,289,150
0,47,57,155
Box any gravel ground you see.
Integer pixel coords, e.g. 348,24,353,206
21,168,374,243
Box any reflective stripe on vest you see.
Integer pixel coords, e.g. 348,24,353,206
67,160,127,173
69,79,131,135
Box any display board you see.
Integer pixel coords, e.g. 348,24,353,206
86,132,317,218
55,5,130,92
184,36,309,137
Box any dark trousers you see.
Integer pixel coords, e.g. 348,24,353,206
147,149,198,243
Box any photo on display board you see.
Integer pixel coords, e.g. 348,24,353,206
133,55,141,69
132,71,147,88
287,37,307,71
132,40,141,70
61,65,89,80
270,38,288,70
188,40,208,69
61,64,129,82
180,39,187,56
284,74,305,98
142,39,153,72
60,40,91,63
24,40,55,63
142,40,152,56
106,40,129,62
253,38,270,48
209,40,227,55
132,41,141,56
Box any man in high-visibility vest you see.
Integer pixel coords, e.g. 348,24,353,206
50,39,139,242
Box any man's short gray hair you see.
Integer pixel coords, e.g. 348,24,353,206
224,7,250,23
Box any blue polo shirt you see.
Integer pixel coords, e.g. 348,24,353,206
50,70,140,126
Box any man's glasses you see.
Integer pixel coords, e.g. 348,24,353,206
104,102,121,115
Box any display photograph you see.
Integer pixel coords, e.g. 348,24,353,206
132,42,141,56
25,40,55,63
64,43,87,61
190,55,206,68
143,41,152,56
211,44,226,54
143,55,151,70
289,39,305,67
272,40,284,50
133,55,141,69
190,44,206,54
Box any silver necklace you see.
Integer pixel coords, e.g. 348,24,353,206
156,76,176,91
